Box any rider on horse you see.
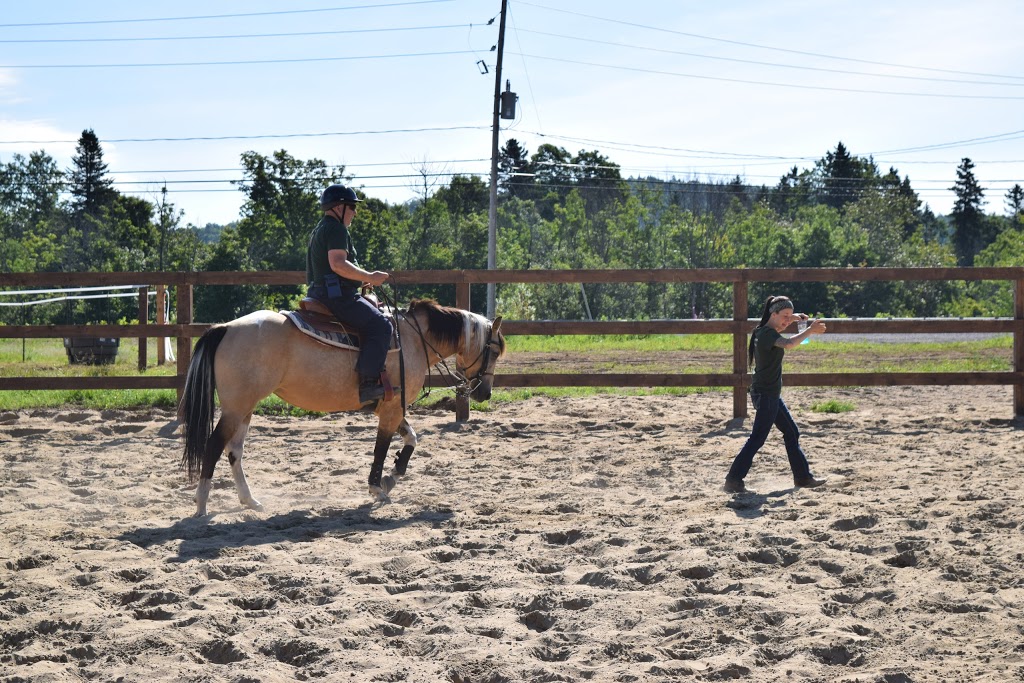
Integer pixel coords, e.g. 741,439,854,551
305,184,392,405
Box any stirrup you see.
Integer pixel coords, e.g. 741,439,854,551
359,379,385,405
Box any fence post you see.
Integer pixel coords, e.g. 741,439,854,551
732,279,748,419
176,284,193,404
137,287,148,372
156,285,166,365
1015,278,1024,416
455,280,471,422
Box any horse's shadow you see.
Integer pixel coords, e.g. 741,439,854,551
117,504,453,563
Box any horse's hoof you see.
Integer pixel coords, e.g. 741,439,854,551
381,475,396,495
367,485,390,503
241,498,264,512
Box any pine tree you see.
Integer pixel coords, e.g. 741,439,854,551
498,138,530,198
950,157,986,265
820,141,857,210
67,129,116,217
1006,184,1023,219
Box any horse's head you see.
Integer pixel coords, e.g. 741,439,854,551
457,314,505,402
406,299,507,402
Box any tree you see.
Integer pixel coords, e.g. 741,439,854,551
767,166,812,218
433,174,489,217
818,142,858,210
67,129,117,218
568,149,624,216
814,142,879,211
155,185,185,271
1,152,65,272
0,151,64,240
498,138,531,198
234,150,339,271
949,158,988,265
1006,184,1023,219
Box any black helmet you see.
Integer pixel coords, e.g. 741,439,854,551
320,184,362,210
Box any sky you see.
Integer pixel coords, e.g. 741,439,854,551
1,0,1022,227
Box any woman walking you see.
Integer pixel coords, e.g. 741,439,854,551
725,295,827,493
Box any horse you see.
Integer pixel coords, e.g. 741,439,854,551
177,298,505,517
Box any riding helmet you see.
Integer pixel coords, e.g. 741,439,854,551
320,184,362,210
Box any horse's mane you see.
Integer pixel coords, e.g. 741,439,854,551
407,298,506,356
407,298,466,349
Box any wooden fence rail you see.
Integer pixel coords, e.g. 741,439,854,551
1,268,1022,417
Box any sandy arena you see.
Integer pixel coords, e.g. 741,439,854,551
1,386,1022,682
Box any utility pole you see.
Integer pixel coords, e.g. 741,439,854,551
486,0,509,319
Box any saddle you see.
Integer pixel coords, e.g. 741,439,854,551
283,297,397,402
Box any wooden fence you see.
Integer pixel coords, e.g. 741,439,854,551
1,268,1022,417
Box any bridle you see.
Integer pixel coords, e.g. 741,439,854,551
456,321,502,393
398,305,501,402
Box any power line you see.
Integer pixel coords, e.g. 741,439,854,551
511,129,1024,166
3,49,479,70
516,130,816,161
107,171,491,186
5,123,1021,175
870,130,1024,155
515,1,1024,82
105,158,490,174
514,28,1024,89
0,24,472,44
512,52,1024,101
0,125,488,145
15,164,1013,189
0,1,455,28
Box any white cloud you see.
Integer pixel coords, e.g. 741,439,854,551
0,119,78,162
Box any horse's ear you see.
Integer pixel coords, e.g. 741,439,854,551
491,316,503,333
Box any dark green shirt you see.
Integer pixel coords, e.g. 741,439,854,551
305,215,361,288
750,326,785,395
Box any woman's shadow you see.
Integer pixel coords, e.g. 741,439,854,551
724,488,792,519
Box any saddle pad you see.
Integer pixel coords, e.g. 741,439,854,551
281,310,359,350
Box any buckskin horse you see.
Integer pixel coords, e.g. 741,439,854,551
177,298,504,517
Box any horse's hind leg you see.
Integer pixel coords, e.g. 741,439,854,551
226,414,263,512
194,419,227,517
194,413,251,517
392,419,418,478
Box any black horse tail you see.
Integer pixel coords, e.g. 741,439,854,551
178,325,229,481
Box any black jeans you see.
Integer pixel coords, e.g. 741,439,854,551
310,288,392,380
727,392,811,482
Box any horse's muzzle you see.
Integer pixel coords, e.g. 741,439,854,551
471,382,493,403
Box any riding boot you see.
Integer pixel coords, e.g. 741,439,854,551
359,375,385,405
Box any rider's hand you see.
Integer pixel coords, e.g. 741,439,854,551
365,271,389,287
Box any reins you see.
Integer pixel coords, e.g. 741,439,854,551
377,286,471,407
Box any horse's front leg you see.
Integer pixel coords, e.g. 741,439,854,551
368,428,395,502
392,418,418,478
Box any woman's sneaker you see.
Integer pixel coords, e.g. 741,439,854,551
723,478,746,493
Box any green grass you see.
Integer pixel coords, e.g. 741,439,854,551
506,333,730,353
0,334,1013,412
811,399,856,413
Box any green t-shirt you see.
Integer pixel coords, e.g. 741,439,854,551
305,215,361,288
750,326,785,395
